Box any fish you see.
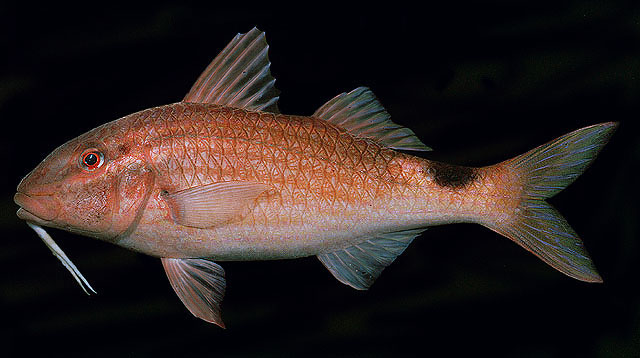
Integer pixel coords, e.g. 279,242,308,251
14,27,618,328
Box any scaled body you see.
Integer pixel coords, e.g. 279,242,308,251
111,102,502,260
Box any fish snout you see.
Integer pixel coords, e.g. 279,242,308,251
14,192,60,222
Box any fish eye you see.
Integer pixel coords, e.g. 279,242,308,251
79,149,104,171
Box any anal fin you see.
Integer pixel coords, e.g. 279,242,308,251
317,228,426,290
162,258,227,328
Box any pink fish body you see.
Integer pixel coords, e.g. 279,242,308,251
15,28,617,327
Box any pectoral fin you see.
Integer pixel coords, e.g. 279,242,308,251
317,228,426,290
162,181,269,228
161,258,226,328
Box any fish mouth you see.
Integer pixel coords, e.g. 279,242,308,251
14,192,60,223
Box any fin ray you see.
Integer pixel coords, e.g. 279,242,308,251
183,27,280,113
318,228,426,290
162,258,226,327
313,87,431,151
162,181,269,228
507,122,617,199
488,122,617,282
493,199,601,282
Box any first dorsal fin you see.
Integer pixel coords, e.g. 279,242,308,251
183,27,280,113
313,87,431,151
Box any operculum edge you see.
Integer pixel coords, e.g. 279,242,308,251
112,168,156,242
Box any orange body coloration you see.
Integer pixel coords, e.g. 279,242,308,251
15,28,617,327
100,102,510,260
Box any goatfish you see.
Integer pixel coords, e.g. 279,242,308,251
14,27,617,328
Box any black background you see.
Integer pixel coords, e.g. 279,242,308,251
1,1,639,357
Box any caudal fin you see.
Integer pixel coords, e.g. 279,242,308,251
490,122,617,282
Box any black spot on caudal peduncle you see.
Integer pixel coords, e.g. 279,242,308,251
427,161,478,189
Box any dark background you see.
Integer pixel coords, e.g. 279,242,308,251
1,1,639,357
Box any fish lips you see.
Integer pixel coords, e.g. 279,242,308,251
14,192,60,223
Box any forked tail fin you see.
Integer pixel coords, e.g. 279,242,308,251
488,122,618,282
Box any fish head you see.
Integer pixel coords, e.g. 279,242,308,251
15,122,155,241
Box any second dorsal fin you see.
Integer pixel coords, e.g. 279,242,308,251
313,87,431,151
183,27,280,113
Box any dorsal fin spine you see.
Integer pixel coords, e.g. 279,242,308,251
232,60,275,109
191,33,242,101
199,34,245,100
217,38,268,103
208,36,263,102
252,79,279,110
183,28,279,113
